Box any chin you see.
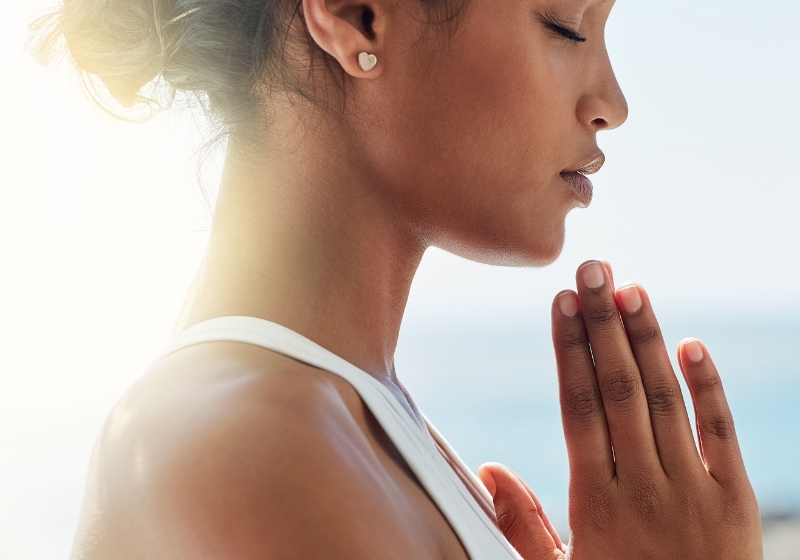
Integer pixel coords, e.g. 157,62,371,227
510,235,565,267
436,223,566,268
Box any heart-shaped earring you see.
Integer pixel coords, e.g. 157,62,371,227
358,52,377,72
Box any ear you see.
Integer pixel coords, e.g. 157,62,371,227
302,0,387,79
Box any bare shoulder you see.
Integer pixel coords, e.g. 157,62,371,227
71,342,455,560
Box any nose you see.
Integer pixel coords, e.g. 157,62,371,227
576,52,628,132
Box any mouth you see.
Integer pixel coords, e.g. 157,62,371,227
560,153,605,208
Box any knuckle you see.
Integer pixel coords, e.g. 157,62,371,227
496,505,534,543
645,384,681,415
676,489,704,527
723,489,760,528
601,367,642,404
556,329,589,353
586,301,620,328
701,415,735,440
562,384,603,422
572,482,615,530
629,325,663,348
694,374,723,394
627,476,663,521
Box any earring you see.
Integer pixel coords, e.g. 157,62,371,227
358,52,378,72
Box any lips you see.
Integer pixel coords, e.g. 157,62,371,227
561,153,605,208
560,171,594,208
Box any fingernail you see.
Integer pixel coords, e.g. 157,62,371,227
557,291,579,317
618,285,642,314
581,261,605,289
478,466,497,498
684,339,704,363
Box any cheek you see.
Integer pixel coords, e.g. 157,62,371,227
356,13,577,261
453,10,574,169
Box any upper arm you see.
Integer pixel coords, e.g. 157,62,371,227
70,358,412,560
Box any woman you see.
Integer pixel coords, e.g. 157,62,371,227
34,0,763,558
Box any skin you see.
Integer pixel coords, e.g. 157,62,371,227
478,261,763,559
68,0,762,558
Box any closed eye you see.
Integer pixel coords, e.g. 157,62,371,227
542,19,587,43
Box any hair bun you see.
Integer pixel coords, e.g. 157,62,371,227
33,0,168,107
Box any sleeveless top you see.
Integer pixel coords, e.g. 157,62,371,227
154,316,523,559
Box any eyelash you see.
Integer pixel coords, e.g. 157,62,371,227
542,20,587,43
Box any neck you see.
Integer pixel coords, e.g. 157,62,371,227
179,110,426,384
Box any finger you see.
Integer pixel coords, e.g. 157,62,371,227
552,290,615,483
615,284,702,476
479,463,565,559
678,339,746,486
575,261,660,476
478,464,566,553
600,260,615,291
504,466,566,552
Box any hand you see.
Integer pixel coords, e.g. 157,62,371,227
479,260,762,560
478,462,566,560
552,260,761,558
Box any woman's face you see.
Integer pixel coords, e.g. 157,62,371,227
351,0,627,266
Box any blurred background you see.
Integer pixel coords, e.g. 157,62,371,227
1,0,798,558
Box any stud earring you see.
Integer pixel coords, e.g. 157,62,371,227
358,52,378,72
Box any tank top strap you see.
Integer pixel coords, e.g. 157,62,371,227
154,316,521,560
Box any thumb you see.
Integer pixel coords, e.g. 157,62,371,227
478,463,564,560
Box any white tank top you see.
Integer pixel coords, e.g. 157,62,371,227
155,316,523,559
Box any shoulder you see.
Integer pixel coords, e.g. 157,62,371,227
71,342,423,559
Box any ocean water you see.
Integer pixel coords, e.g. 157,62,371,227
395,310,800,534
0,311,797,558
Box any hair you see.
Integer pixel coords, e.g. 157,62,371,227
30,0,470,143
